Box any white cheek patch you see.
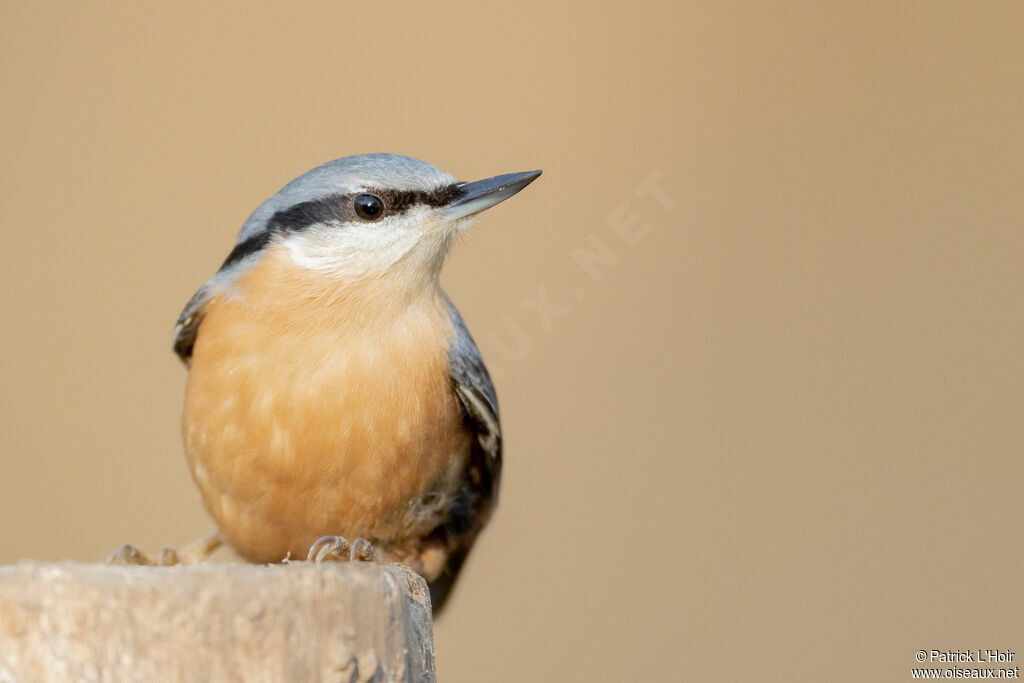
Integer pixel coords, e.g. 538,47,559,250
281,207,438,278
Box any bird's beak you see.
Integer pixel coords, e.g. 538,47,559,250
443,170,542,222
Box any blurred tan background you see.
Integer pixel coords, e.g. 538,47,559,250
3,1,1023,681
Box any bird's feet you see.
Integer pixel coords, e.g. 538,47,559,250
106,531,223,566
106,543,162,566
307,535,377,563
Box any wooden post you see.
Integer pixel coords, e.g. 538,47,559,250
0,561,435,682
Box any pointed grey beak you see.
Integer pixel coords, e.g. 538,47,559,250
443,169,542,222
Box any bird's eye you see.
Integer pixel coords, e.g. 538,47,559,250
353,193,384,221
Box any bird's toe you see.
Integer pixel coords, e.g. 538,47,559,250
308,535,351,563
350,537,376,562
106,543,156,566
157,546,181,566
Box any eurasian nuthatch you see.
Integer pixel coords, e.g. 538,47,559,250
109,154,541,613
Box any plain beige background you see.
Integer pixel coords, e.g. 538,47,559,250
3,2,1022,681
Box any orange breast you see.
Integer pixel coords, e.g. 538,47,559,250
182,247,470,562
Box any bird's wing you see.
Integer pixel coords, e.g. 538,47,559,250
427,297,503,613
172,246,266,364
172,283,212,363
446,297,502,507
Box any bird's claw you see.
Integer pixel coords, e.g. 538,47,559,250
308,535,350,562
351,537,376,562
105,531,222,567
307,535,376,563
106,543,156,566
157,546,181,566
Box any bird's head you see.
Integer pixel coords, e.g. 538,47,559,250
229,154,541,289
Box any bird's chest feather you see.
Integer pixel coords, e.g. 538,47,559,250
181,250,470,560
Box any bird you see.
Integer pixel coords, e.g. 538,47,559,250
108,153,541,614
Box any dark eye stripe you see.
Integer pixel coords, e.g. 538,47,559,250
375,184,464,212
220,231,273,269
216,183,465,273
268,196,348,232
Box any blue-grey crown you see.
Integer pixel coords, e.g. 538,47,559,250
236,154,458,242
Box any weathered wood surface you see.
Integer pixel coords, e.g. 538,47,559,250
0,561,435,683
